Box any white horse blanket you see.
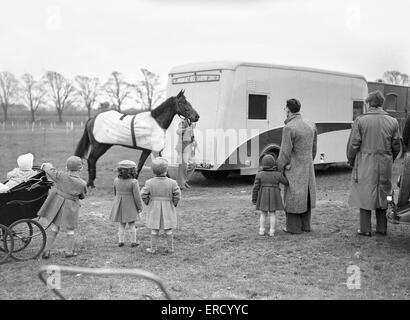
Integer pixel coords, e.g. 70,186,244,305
93,110,165,152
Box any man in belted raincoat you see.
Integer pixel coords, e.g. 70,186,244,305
347,90,401,236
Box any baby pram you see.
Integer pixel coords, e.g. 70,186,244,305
0,167,53,264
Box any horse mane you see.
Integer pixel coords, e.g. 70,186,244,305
150,96,175,118
150,96,177,129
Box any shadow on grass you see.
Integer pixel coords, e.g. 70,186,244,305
184,164,353,189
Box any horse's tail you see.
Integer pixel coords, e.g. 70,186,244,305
75,118,91,159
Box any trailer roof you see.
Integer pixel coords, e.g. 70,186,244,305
368,81,410,88
169,60,367,81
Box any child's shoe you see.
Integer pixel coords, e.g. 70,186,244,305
41,250,51,259
118,242,124,247
146,248,157,254
269,230,275,237
259,228,265,236
130,242,139,248
64,250,78,258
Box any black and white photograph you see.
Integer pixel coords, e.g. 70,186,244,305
0,0,409,304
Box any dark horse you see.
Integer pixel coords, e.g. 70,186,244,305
75,90,199,188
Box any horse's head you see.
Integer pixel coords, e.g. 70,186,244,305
174,90,199,125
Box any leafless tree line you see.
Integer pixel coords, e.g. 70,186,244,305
380,70,409,86
0,69,163,122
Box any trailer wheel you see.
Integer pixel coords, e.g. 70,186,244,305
201,171,230,180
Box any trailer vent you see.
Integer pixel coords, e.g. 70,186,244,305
247,80,256,92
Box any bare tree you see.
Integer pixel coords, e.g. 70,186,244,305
383,70,410,85
44,71,76,123
134,68,163,111
75,75,100,118
401,73,409,85
0,71,20,121
21,74,46,122
103,71,131,112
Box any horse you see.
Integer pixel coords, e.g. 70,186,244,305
74,90,199,188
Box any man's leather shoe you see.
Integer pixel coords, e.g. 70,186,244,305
357,230,371,237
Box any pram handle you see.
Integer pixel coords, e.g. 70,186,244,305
38,265,172,300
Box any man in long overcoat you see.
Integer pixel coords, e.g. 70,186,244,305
277,98,317,234
347,90,401,236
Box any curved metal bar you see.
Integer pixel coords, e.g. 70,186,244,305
6,192,48,206
38,265,172,300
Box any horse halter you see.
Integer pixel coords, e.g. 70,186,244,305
175,96,192,126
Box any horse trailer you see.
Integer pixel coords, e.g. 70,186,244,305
162,61,368,178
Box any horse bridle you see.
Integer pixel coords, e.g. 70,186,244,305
175,97,192,126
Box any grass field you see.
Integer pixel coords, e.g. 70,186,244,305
1,127,410,300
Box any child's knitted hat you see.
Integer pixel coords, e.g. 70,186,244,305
151,157,168,176
66,156,83,172
261,154,277,170
17,153,34,171
118,160,137,169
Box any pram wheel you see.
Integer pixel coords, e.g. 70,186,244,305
0,224,14,264
9,219,46,261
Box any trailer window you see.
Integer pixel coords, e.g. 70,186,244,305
248,94,267,120
353,101,364,120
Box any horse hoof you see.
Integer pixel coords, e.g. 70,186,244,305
87,183,95,189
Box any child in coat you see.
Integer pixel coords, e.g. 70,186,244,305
0,153,37,193
141,157,181,253
252,154,289,236
37,156,87,258
110,160,143,247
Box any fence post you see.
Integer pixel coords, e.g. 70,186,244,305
43,127,46,147
73,125,76,153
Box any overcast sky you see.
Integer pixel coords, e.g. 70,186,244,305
1,0,409,86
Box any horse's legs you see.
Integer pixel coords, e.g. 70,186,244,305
87,143,112,188
136,149,152,179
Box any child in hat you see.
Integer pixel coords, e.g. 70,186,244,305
0,153,37,193
110,160,143,247
38,155,87,258
252,154,289,236
141,157,181,253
